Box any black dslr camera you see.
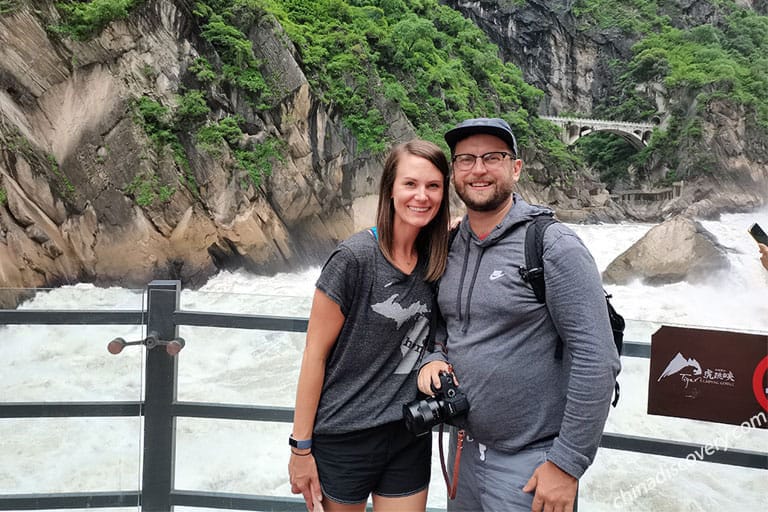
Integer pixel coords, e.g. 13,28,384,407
403,372,469,436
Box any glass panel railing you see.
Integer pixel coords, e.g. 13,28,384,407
0,285,146,505
177,286,311,406
173,288,308,509
580,449,768,509
2,279,765,511
0,417,142,494
179,269,315,316
174,419,291,496
176,325,303,406
1,322,145,402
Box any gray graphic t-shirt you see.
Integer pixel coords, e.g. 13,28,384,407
313,230,435,434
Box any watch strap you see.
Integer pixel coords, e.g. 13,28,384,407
289,435,312,450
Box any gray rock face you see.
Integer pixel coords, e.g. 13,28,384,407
0,1,405,300
602,216,731,285
448,0,633,115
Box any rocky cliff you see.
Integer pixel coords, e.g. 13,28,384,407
0,1,409,300
1,0,766,301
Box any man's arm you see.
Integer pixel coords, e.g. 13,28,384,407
417,313,452,394
522,226,620,511
540,226,621,478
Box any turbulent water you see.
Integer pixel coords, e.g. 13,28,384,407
1,210,767,511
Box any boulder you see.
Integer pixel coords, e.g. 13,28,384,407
602,215,730,285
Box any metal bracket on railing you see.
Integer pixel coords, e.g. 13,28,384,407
107,331,185,356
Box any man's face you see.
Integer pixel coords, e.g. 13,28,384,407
451,133,522,212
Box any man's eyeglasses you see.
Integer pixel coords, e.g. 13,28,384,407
451,152,514,172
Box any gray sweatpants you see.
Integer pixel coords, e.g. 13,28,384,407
446,429,569,512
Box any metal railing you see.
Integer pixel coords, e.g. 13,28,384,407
0,280,766,511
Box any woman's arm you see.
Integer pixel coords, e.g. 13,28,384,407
288,289,345,511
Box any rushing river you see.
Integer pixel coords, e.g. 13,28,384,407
1,210,767,511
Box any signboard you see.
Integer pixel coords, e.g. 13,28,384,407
648,325,768,427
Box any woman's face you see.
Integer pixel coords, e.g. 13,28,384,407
391,153,445,232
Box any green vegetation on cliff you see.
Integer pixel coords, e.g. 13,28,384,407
126,171,175,206
54,0,143,39
195,115,284,187
0,126,75,201
188,0,576,173
0,0,20,14
255,0,549,156
48,0,768,190
50,0,575,179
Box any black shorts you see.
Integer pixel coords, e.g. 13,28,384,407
312,420,431,504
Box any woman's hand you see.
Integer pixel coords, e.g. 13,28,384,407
289,451,324,512
418,360,456,395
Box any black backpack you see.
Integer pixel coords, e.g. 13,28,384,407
518,215,625,407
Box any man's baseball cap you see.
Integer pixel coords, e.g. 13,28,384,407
444,117,518,157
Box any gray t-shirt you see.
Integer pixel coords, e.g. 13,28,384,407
313,230,435,434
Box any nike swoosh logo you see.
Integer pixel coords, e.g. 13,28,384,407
489,271,505,281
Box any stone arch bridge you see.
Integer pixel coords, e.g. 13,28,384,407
541,116,655,149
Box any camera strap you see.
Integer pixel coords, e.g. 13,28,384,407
438,425,465,500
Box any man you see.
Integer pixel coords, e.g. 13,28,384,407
419,118,621,512
759,243,768,271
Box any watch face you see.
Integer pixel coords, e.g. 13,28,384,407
289,436,311,449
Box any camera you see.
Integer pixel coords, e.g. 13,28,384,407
403,372,469,436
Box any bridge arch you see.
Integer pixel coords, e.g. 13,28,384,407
541,116,655,150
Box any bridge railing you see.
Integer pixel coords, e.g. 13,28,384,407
541,115,655,130
0,280,765,511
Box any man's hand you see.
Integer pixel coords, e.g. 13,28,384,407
417,360,455,395
289,452,324,512
522,460,577,512
759,243,768,271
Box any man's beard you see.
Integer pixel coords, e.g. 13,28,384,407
455,181,514,212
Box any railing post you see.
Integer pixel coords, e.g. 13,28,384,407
142,280,181,511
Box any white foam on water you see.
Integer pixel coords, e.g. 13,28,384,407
1,211,767,510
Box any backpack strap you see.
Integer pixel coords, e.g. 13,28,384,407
519,216,624,406
448,225,459,248
518,214,563,358
520,215,558,303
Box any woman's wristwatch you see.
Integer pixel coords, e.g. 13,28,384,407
288,434,312,450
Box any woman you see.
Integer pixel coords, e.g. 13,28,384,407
288,139,451,512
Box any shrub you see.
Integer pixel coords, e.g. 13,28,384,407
125,172,175,206
176,90,210,126
0,0,20,15
54,0,140,40
236,136,285,187
196,116,245,153
189,57,216,83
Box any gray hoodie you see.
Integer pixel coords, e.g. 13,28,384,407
423,194,621,479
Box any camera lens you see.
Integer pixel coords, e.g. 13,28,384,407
403,398,443,435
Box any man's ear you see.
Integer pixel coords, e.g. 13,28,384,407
511,158,523,180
